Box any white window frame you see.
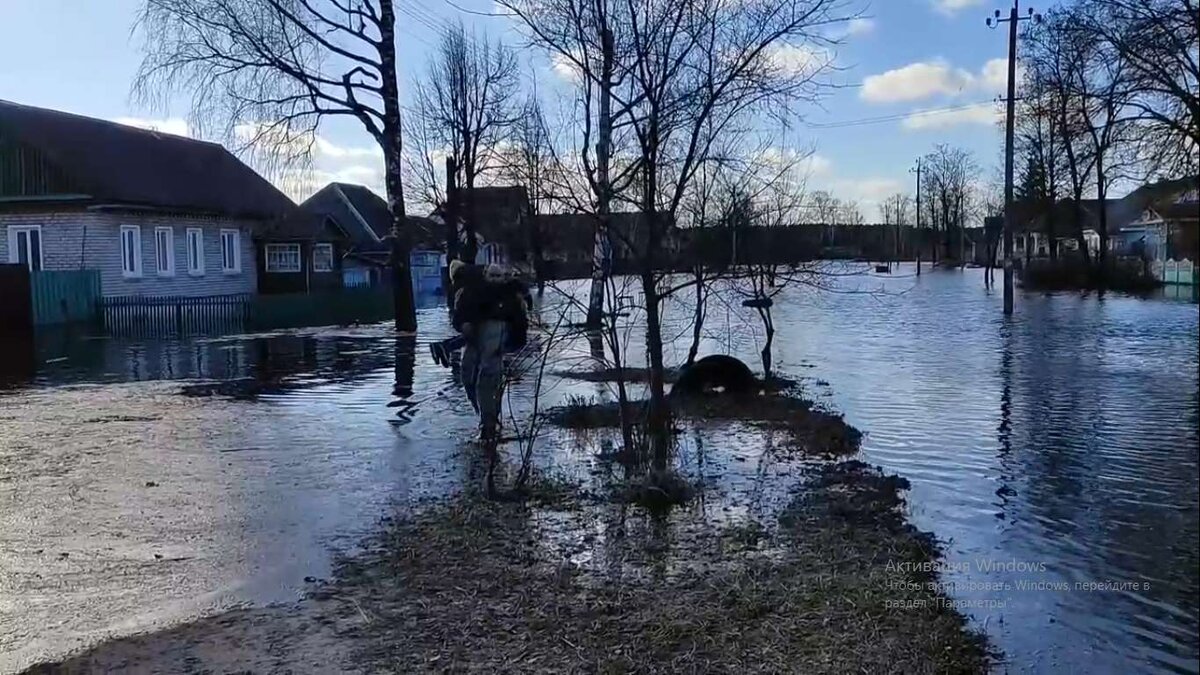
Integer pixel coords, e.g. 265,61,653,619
220,228,241,274
186,228,205,276
312,243,334,272
265,243,302,273
120,224,142,278
154,226,175,277
6,225,44,271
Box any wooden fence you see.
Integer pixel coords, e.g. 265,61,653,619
1151,258,1198,286
101,288,395,336
30,270,102,325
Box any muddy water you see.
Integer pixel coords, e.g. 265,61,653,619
1,269,1197,674
0,315,483,672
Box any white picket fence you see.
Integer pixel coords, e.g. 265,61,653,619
1150,258,1197,286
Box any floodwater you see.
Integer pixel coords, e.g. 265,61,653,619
1,268,1198,674
659,265,1200,675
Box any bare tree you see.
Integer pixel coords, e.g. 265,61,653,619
921,144,977,265
1016,55,1071,261
879,192,913,263
501,97,561,292
841,200,865,227
507,0,851,468
1082,0,1199,178
1025,9,1098,264
135,0,417,330
1064,14,1138,267
411,22,520,261
809,189,840,246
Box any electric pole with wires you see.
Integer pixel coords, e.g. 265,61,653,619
910,158,922,277
988,0,1040,315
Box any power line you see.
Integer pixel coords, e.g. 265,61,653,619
803,101,995,129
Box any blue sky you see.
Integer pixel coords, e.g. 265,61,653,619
0,0,1015,216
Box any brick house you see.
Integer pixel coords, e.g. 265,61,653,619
0,99,294,297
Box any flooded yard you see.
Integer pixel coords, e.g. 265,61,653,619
1,267,1197,673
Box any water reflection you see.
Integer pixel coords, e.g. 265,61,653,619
390,335,417,424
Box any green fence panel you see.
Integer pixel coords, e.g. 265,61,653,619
249,288,395,331
31,270,101,325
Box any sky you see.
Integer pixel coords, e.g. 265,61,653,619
0,0,1019,219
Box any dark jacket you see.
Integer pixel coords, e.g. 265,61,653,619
452,271,529,349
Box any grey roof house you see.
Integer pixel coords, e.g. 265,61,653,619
0,99,295,297
298,182,444,291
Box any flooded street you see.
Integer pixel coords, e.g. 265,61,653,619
1,268,1198,674
1,312,483,672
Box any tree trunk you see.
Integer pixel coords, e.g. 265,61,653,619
759,306,774,379
585,28,614,329
378,1,416,332
1071,196,1091,267
685,269,705,365
1095,158,1109,269
642,270,670,471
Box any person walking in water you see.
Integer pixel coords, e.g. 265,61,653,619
449,260,528,441
430,261,532,367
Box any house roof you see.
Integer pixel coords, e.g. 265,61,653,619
1124,176,1199,223
458,186,531,246
0,99,295,219
260,209,347,242
1016,177,1199,235
298,182,443,250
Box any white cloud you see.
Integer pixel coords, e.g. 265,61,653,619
932,0,985,15
551,52,582,82
901,102,1001,130
823,178,906,213
799,153,833,178
767,43,832,79
860,57,1020,104
314,136,381,161
112,117,192,138
284,164,386,202
860,60,974,103
845,18,876,36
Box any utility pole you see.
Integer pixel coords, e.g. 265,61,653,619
989,0,1039,315
910,158,922,277
586,25,614,329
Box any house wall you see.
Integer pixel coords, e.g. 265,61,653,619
255,240,343,294
1,208,258,297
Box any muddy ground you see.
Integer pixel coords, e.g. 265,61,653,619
22,379,989,674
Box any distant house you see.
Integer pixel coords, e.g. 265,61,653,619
1112,177,1198,261
1015,177,1199,262
298,182,444,293
459,186,533,266
254,209,346,294
0,99,293,297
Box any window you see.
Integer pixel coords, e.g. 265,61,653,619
120,225,142,278
186,228,205,276
312,243,334,272
154,227,175,276
6,225,43,271
265,243,302,273
220,228,241,273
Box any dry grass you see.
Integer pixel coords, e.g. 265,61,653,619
332,461,988,674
